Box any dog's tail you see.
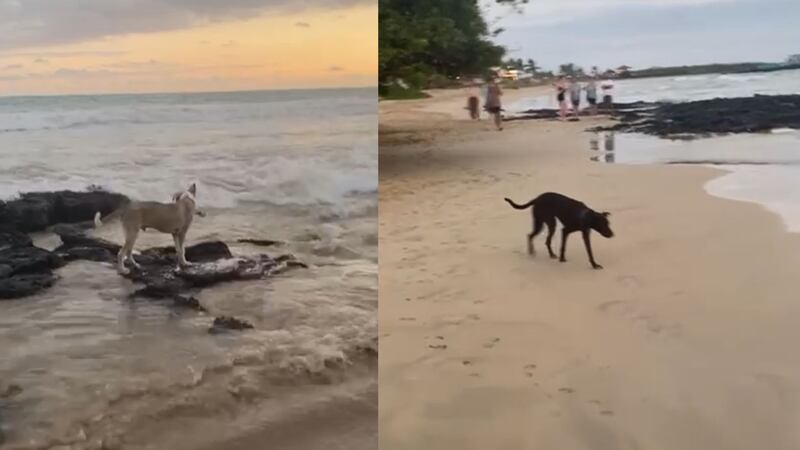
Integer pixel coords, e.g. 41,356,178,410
504,197,537,210
93,207,126,228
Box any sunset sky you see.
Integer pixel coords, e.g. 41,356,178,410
0,0,376,95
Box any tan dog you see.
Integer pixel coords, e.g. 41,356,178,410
94,183,199,274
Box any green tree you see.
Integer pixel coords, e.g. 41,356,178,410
379,0,508,91
558,63,576,76
525,58,539,75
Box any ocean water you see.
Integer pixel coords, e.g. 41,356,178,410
0,88,378,448
507,68,800,112
510,69,800,235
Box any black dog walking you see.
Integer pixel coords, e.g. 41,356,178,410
504,192,614,269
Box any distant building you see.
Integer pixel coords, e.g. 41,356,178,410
493,67,521,81
615,65,632,77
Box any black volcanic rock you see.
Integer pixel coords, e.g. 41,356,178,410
0,189,128,232
509,95,800,139
0,189,305,301
55,231,303,300
209,316,254,334
0,232,64,300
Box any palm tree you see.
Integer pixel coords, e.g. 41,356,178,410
525,58,539,75
558,63,576,76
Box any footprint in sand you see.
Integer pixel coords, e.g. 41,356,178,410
600,410,614,416
428,344,447,350
616,275,642,289
483,337,501,349
399,317,416,321
597,300,628,313
558,387,575,394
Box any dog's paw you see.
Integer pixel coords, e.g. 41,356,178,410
549,253,558,259
592,264,604,270
118,268,131,275
559,258,567,263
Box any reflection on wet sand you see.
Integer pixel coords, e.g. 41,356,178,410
589,131,615,163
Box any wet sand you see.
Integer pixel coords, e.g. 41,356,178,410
379,88,800,450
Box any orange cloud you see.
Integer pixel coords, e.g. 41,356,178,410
0,4,376,95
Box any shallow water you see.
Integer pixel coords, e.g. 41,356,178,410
0,88,377,448
589,130,800,233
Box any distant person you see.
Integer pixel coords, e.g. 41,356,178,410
466,83,481,120
568,76,582,119
601,78,615,109
584,78,599,115
484,79,503,131
553,75,567,121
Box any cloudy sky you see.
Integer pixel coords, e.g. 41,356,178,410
486,0,800,72
0,0,376,95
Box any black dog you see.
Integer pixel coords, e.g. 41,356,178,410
504,192,614,269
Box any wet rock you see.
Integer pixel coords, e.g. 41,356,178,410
172,295,207,312
0,190,306,300
209,316,254,334
0,189,128,233
0,246,64,275
0,229,32,251
56,231,304,299
0,383,22,399
0,273,59,299
510,95,800,139
237,238,283,247
0,238,63,300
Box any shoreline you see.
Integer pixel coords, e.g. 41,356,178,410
379,90,800,449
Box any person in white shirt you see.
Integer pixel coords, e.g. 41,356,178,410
601,79,615,109
567,76,582,119
584,78,599,115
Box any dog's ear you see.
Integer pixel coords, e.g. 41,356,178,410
188,183,196,195
601,211,611,217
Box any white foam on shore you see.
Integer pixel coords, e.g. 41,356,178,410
705,165,800,233
597,132,800,234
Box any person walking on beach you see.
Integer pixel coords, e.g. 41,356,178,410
601,78,615,110
584,77,599,115
553,75,567,121
465,82,481,120
568,76,582,119
484,79,503,131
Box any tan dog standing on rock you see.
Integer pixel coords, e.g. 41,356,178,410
94,183,201,274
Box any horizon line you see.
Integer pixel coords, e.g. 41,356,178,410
0,84,378,100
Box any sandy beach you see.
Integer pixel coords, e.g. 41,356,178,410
379,87,800,450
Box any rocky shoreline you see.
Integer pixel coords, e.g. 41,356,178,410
506,94,800,139
0,190,306,317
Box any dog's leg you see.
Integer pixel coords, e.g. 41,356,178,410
544,217,558,259
180,236,190,267
128,253,142,270
117,248,129,275
559,229,571,263
528,215,544,255
172,233,184,270
175,233,190,267
118,229,139,275
582,230,602,269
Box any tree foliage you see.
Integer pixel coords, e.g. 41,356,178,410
379,0,508,90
